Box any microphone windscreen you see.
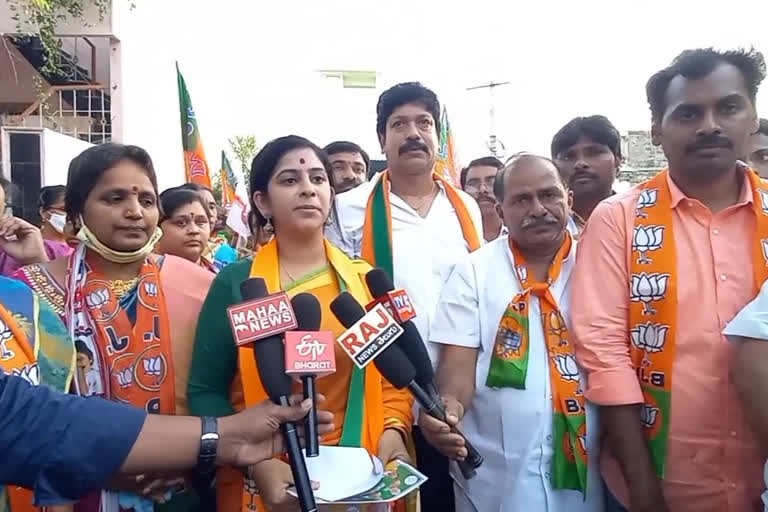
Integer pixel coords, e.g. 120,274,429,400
240,277,269,301
291,293,322,331
365,268,394,298
374,344,417,389
330,292,366,328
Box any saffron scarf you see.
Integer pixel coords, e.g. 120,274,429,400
629,168,768,477
0,276,74,512
239,238,397,511
361,170,481,278
64,244,176,512
486,234,588,493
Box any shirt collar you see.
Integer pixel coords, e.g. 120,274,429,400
667,167,753,208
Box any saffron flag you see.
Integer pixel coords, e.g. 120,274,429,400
435,105,460,186
220,151,237,206
177,63,212,187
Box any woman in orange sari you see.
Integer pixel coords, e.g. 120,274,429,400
14,143,214,512
187,135,414,511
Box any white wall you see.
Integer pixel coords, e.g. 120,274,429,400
112,0,185,192
41,128,93,186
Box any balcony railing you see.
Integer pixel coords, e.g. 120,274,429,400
3,84,111,144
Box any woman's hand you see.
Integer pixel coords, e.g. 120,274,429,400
107,473,186,502
0,217,47,264
251,459,314,512
376,428,410,466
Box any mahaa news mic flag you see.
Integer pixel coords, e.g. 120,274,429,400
435,105,460,186
177,63,212,187
220,150,237,207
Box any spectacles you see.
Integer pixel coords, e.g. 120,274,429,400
464,176,495,192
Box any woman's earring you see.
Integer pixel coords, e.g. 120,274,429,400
263,216,274,235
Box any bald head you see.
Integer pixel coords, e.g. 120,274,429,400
494,153,567,203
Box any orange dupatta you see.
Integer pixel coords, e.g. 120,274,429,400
237,238,394,511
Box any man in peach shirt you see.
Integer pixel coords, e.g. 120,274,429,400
572,47,768,512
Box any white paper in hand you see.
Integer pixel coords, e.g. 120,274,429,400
302,445,383,502
723,279,768,341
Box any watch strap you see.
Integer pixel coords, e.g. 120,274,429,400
198,416,219,474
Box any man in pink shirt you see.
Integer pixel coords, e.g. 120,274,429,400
572,47,768,512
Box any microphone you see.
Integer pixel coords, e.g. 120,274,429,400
286,293,336,457
364,268,483,473
234,278,317,512
330,292,482,479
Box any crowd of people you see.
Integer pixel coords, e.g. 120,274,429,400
2,45,768,512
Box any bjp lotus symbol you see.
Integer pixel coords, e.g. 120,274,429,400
632,225,665,264
631,273,670,315
12,363,39,386
0,319,14,361
759,189,768,215
640,403,659,429
115,367,133,388
553,354,580,382
547,311,567,337
631,322,669,354
636,189,658,218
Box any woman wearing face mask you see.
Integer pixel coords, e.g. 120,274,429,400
187,136,414,512
38,185,72,248
14,143,215,512
155,188,215,272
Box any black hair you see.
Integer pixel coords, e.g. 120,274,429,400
758,118,768,136
551,115,622,160
74,339,94,362
460,156,504,189
494,153,566,202
646,47,766,122
65,143,158,222
376,82,441,140
248,135,334,233
324,141,371,171
178,182,215,197
38,185,66,210
158,187,210,222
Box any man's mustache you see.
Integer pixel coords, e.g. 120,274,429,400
521,216,558,229
399,140,429,155
687,134,733,154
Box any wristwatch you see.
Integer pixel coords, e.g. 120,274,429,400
198,416,219,474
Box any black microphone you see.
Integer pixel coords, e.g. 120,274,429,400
330,292,481,479
364,269,484,474
290,293,323,458
240,278,317,512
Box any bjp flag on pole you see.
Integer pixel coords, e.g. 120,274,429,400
220,151,237,206
177,63,212,187
435,105,460,186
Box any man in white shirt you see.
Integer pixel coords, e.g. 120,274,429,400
327,81,482,512
723,279,768,512
420,154,603,511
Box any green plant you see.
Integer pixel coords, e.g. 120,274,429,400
7,0,110,75
228,135,259,184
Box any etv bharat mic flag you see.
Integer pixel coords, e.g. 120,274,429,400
177,64,212,187
435,105,460,186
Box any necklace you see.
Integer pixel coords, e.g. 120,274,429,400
399,183,439,216
282,265,298,284
108,278,139,300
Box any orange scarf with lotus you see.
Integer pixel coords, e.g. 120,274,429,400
629,168,768,477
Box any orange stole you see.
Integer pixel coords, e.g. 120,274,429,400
237,239,393,511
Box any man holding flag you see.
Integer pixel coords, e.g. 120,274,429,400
327,81,482,511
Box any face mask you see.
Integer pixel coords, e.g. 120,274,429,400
75,216,163,264
47,212,67,234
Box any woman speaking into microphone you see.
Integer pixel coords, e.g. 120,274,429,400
186,136,414,511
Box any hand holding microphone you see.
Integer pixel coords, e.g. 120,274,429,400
364,269,484,478
229,278,317,512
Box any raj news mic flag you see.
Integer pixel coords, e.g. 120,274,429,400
220,151,237,206
435,105,460,186
177,63,212,187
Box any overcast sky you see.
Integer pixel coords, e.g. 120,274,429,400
148,0,768,168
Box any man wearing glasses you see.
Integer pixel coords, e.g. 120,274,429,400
460,156,505,241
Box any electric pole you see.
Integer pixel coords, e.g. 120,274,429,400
467,81,510,159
